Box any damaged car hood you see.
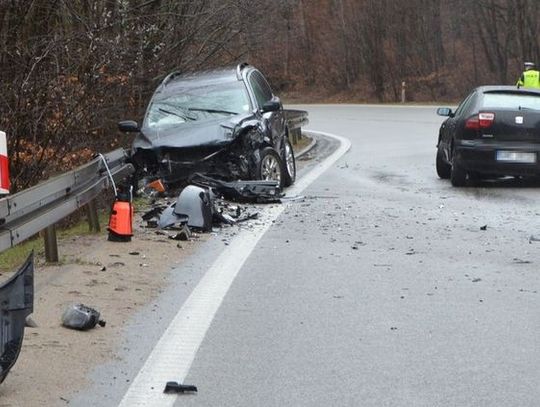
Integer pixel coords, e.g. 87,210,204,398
133,114,250,150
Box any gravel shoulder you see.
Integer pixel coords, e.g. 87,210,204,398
0,210,206,406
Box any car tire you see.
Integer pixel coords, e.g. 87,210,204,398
282,139,296,187
450,159,467,187
436,148,451,179
257,147,284,188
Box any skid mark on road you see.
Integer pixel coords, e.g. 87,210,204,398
118,131,351,407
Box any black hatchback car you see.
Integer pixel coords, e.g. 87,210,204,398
436,86,540,186
118,63,297,188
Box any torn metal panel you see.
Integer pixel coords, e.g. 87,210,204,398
0,253,34,384
189,173,283,203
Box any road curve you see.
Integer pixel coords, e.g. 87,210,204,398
75,105,540,407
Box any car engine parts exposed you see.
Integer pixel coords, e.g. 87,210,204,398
190,173,283,203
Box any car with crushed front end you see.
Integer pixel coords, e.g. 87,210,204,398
118,63,299,189
436,85,540,186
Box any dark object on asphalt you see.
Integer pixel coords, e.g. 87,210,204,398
190,173,283,203
480,225,487,230
108,189,134,242
436,86,540,186
119,63,305,189
0,253,34,384
529,235,540,243
164,381,198,394
169,225,192,241
61,304,106,330
174,185,214,231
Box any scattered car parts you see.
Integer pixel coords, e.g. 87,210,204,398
190,173,283,203
0,253,34,384
61,304,106,331
164,381,198,394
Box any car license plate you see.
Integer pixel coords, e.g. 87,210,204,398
496,150,537,163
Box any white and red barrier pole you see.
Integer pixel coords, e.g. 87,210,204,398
0,131,9,195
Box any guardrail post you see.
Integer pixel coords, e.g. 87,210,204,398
44,225,58,263
290,128,300,145
86,199,101,232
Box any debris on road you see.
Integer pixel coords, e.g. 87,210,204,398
513,258,532,264
163,381,198,394
0,253,34,384
480,225,487,231
61,304,106,330
190,173,283,203
168,225,192,241
529,235,540,243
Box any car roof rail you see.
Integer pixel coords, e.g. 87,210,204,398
236,62,250,80
162,71,182,86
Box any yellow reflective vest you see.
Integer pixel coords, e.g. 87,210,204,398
517,69,540,88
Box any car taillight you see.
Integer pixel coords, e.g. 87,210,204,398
465,113,495,130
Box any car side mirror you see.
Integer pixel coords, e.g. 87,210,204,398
437,107,454,118
261,99,281,113
118,120,140,133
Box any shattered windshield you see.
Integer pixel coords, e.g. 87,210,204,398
483,92,540,111
145,81,251,129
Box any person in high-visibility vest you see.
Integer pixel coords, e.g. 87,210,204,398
516,62,540,89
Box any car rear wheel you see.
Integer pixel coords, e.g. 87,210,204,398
257,147,284,188
450,159,467,187
282,139,296,187
436,148,451,179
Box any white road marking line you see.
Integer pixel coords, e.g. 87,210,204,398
118,130,351,406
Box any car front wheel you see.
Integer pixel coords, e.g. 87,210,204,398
257,147,284,188
436,148,451,179
282,139,296,186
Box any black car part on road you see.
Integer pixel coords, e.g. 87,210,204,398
0,253,34,384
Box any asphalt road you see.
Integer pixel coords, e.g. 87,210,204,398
76,105,540,406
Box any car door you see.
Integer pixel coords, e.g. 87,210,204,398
247,71,286,148
441,91,476,158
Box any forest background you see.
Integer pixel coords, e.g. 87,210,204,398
1,0,538,189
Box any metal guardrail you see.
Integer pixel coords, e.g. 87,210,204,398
0,149,134,259
284,109,309,144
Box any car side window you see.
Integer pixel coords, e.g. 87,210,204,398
249,71,273,108
454,92,475,117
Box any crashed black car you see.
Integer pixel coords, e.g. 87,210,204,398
436,86,540,186
119,63,298,188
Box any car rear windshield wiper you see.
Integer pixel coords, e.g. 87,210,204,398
517,105,540,111
188,107,238,115
158,107,196,121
